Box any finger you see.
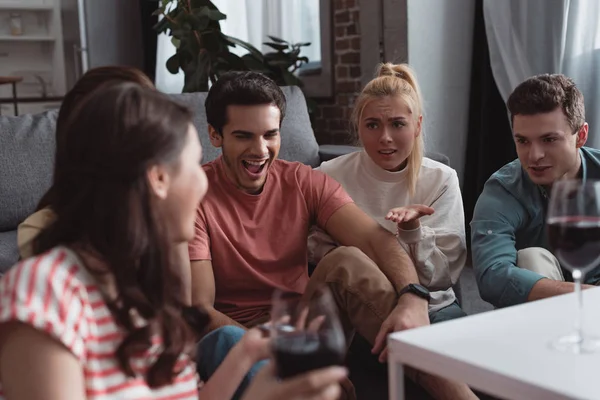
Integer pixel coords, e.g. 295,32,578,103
296,306,309,330
378,346,389,363
399,210,410,223
372,323,389,354
278,366,347,395
387,213,399,223
416,205,435,215
307,315,326,332
302,383,341,400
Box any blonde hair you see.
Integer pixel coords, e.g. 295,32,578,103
351,63,424,196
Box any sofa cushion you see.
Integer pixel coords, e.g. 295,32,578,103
170,86,320,167
0,111,57,232
0,231,18,274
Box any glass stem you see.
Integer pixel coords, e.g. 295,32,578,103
573,269,584,344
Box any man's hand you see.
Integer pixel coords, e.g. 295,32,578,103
371,294,429,362
386,205,434,231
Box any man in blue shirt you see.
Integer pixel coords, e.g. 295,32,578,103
471,73,600,308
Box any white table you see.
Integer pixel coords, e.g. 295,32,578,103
388,287,600,400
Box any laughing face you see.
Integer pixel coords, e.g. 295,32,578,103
358,95,422,172
512,108,587,186
208,104,281,194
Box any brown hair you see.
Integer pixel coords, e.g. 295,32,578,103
351,62,424,196
33,83,206,387
38,66,155,210
507,73,585,131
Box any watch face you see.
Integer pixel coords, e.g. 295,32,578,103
409,284,430,300
412,284,429,296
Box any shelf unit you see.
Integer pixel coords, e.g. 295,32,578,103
0,35,55,41
0,3,54,10
0,0,64,116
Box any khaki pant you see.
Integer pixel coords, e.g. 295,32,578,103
304,246,400,347
517,247,565,281
245,246,400,400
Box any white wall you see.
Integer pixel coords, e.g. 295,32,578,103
407,0,475,185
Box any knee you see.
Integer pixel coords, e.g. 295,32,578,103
197,325,246,377
516,247,556,267
202,325,245,347
322,246,375,268
318,246,380,275
197,325,245,359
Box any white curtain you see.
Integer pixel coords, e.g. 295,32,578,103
484,0,600,146
155,0,321,94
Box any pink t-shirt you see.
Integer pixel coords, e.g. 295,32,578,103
0,247,198,399
188,157,352,324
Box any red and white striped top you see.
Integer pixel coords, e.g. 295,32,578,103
0,247,198,399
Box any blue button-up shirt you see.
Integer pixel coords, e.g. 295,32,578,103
470,147,600,308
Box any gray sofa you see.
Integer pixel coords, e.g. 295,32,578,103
0,86,450,274
0,87,347,272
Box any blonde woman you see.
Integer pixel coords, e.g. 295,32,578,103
309,63,467,323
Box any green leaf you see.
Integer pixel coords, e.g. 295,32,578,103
207,9,226,20
241,54,270,72
224,35,264,62
171,37,181,48
166,54,180,74
263,42,288,51
267,35,287,43
190,15,210,30
152,8,163,16
297,42,311,47
268,59,294,68
153,17,170,33
216,51,247,71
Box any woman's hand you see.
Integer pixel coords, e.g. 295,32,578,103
241,363,347,400
239,327,271,364
386,205,434,231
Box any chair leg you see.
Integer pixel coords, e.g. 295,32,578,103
11,82,18,116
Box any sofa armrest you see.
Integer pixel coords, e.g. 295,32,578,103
318,144,361,163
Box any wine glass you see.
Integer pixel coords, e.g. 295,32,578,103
547,179,600,353
270,286,346,379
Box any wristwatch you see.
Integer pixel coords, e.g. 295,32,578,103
399,283,431,302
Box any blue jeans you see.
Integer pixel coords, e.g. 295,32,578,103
196,326,268,400
429,301,467,324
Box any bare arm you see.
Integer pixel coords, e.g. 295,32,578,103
176,242,193,305
528,279,594,302
0,322,86,400
190,260,245,331
324,203,420,291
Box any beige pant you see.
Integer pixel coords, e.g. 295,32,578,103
517,247,565,281
304,246,399,346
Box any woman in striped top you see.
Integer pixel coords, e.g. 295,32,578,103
0,84,346,400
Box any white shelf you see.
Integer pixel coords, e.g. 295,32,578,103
0,3,53,10
0,35,55,42
0,0,66,99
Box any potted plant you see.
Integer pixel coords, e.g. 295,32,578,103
153,0,311,93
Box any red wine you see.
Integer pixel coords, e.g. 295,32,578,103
273,332,345,379
547,216,600,273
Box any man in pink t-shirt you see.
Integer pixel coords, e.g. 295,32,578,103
188,71,429,359
188,72,476,399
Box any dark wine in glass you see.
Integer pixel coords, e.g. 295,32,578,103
273,332,345,379
547,216,600,275
270,287,346,379
547,179,600,353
